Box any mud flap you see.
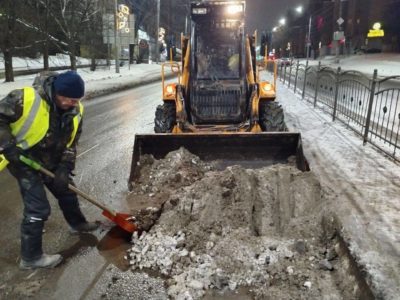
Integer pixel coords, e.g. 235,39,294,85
128,132,309,190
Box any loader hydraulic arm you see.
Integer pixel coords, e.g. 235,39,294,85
181,34,190,94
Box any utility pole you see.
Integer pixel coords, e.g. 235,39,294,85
155,0,160,64
335,0,347,63
307,15,312,59
336,0,342,63
107,13,111,69
114,0,120,73
185,0,190,35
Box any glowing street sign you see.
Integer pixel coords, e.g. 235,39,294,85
368,30,384,38
367,23,384,38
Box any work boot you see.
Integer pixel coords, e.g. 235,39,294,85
19,254,63,270
70,221,99,234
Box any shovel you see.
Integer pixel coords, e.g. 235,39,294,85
20,156,138,234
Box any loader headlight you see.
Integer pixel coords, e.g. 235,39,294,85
164,84,176,99
262,83,273,92
226,5,243,14
166,85,175,94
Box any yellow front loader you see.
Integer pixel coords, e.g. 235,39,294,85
129,0,308,187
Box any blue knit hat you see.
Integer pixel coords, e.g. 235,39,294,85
53,71,85,99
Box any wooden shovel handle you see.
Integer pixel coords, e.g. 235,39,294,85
20,155,116,215
39,167,116,215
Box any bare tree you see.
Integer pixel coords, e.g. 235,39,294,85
27,0,52,70
41,1,50,70
128,0,187,62
129,0,157,36
84,1,105,71
36,0,99,70
0,0,20,82
0,1,35,81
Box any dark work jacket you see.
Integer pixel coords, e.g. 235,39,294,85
0,72,82,172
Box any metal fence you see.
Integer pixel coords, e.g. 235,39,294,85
276,60,400,161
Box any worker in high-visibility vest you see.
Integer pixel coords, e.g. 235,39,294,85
0,71,98,270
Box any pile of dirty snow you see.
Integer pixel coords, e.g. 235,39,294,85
124,148,359,299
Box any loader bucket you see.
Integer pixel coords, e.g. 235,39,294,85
128,132,309,190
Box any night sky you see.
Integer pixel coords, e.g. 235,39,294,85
245,0,308,33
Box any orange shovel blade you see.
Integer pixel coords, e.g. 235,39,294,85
102,210,138,233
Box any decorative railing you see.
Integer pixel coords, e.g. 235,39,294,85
275,61,400,161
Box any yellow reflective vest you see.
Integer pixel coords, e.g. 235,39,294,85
0,87,83,171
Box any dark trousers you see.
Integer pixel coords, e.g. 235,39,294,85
8,166,86,261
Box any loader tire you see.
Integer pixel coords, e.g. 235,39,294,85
259,101,287,132
154,102,176,133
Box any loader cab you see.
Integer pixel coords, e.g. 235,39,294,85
193,20,242,80
189,2,247,125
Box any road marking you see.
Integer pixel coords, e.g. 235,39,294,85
77,144,99,158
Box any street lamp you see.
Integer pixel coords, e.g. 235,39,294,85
272,5,311,59
290,5,312,59
296,5,311,59
292,5,311,59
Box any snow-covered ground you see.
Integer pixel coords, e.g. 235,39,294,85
301,53,400,78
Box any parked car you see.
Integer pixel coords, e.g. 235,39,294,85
279,57,293,66
268,52,276,61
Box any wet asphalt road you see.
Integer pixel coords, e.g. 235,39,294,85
0,81,163,299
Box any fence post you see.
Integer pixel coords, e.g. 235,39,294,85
283,64,287,84
313,61,321,107
363,69,378,145
294,60,299,94
288,61,293,88
332,66,341,121
278,64,281,80
301,60,309,99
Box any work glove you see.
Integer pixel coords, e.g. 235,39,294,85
2,145,25,167
53,165,70,193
